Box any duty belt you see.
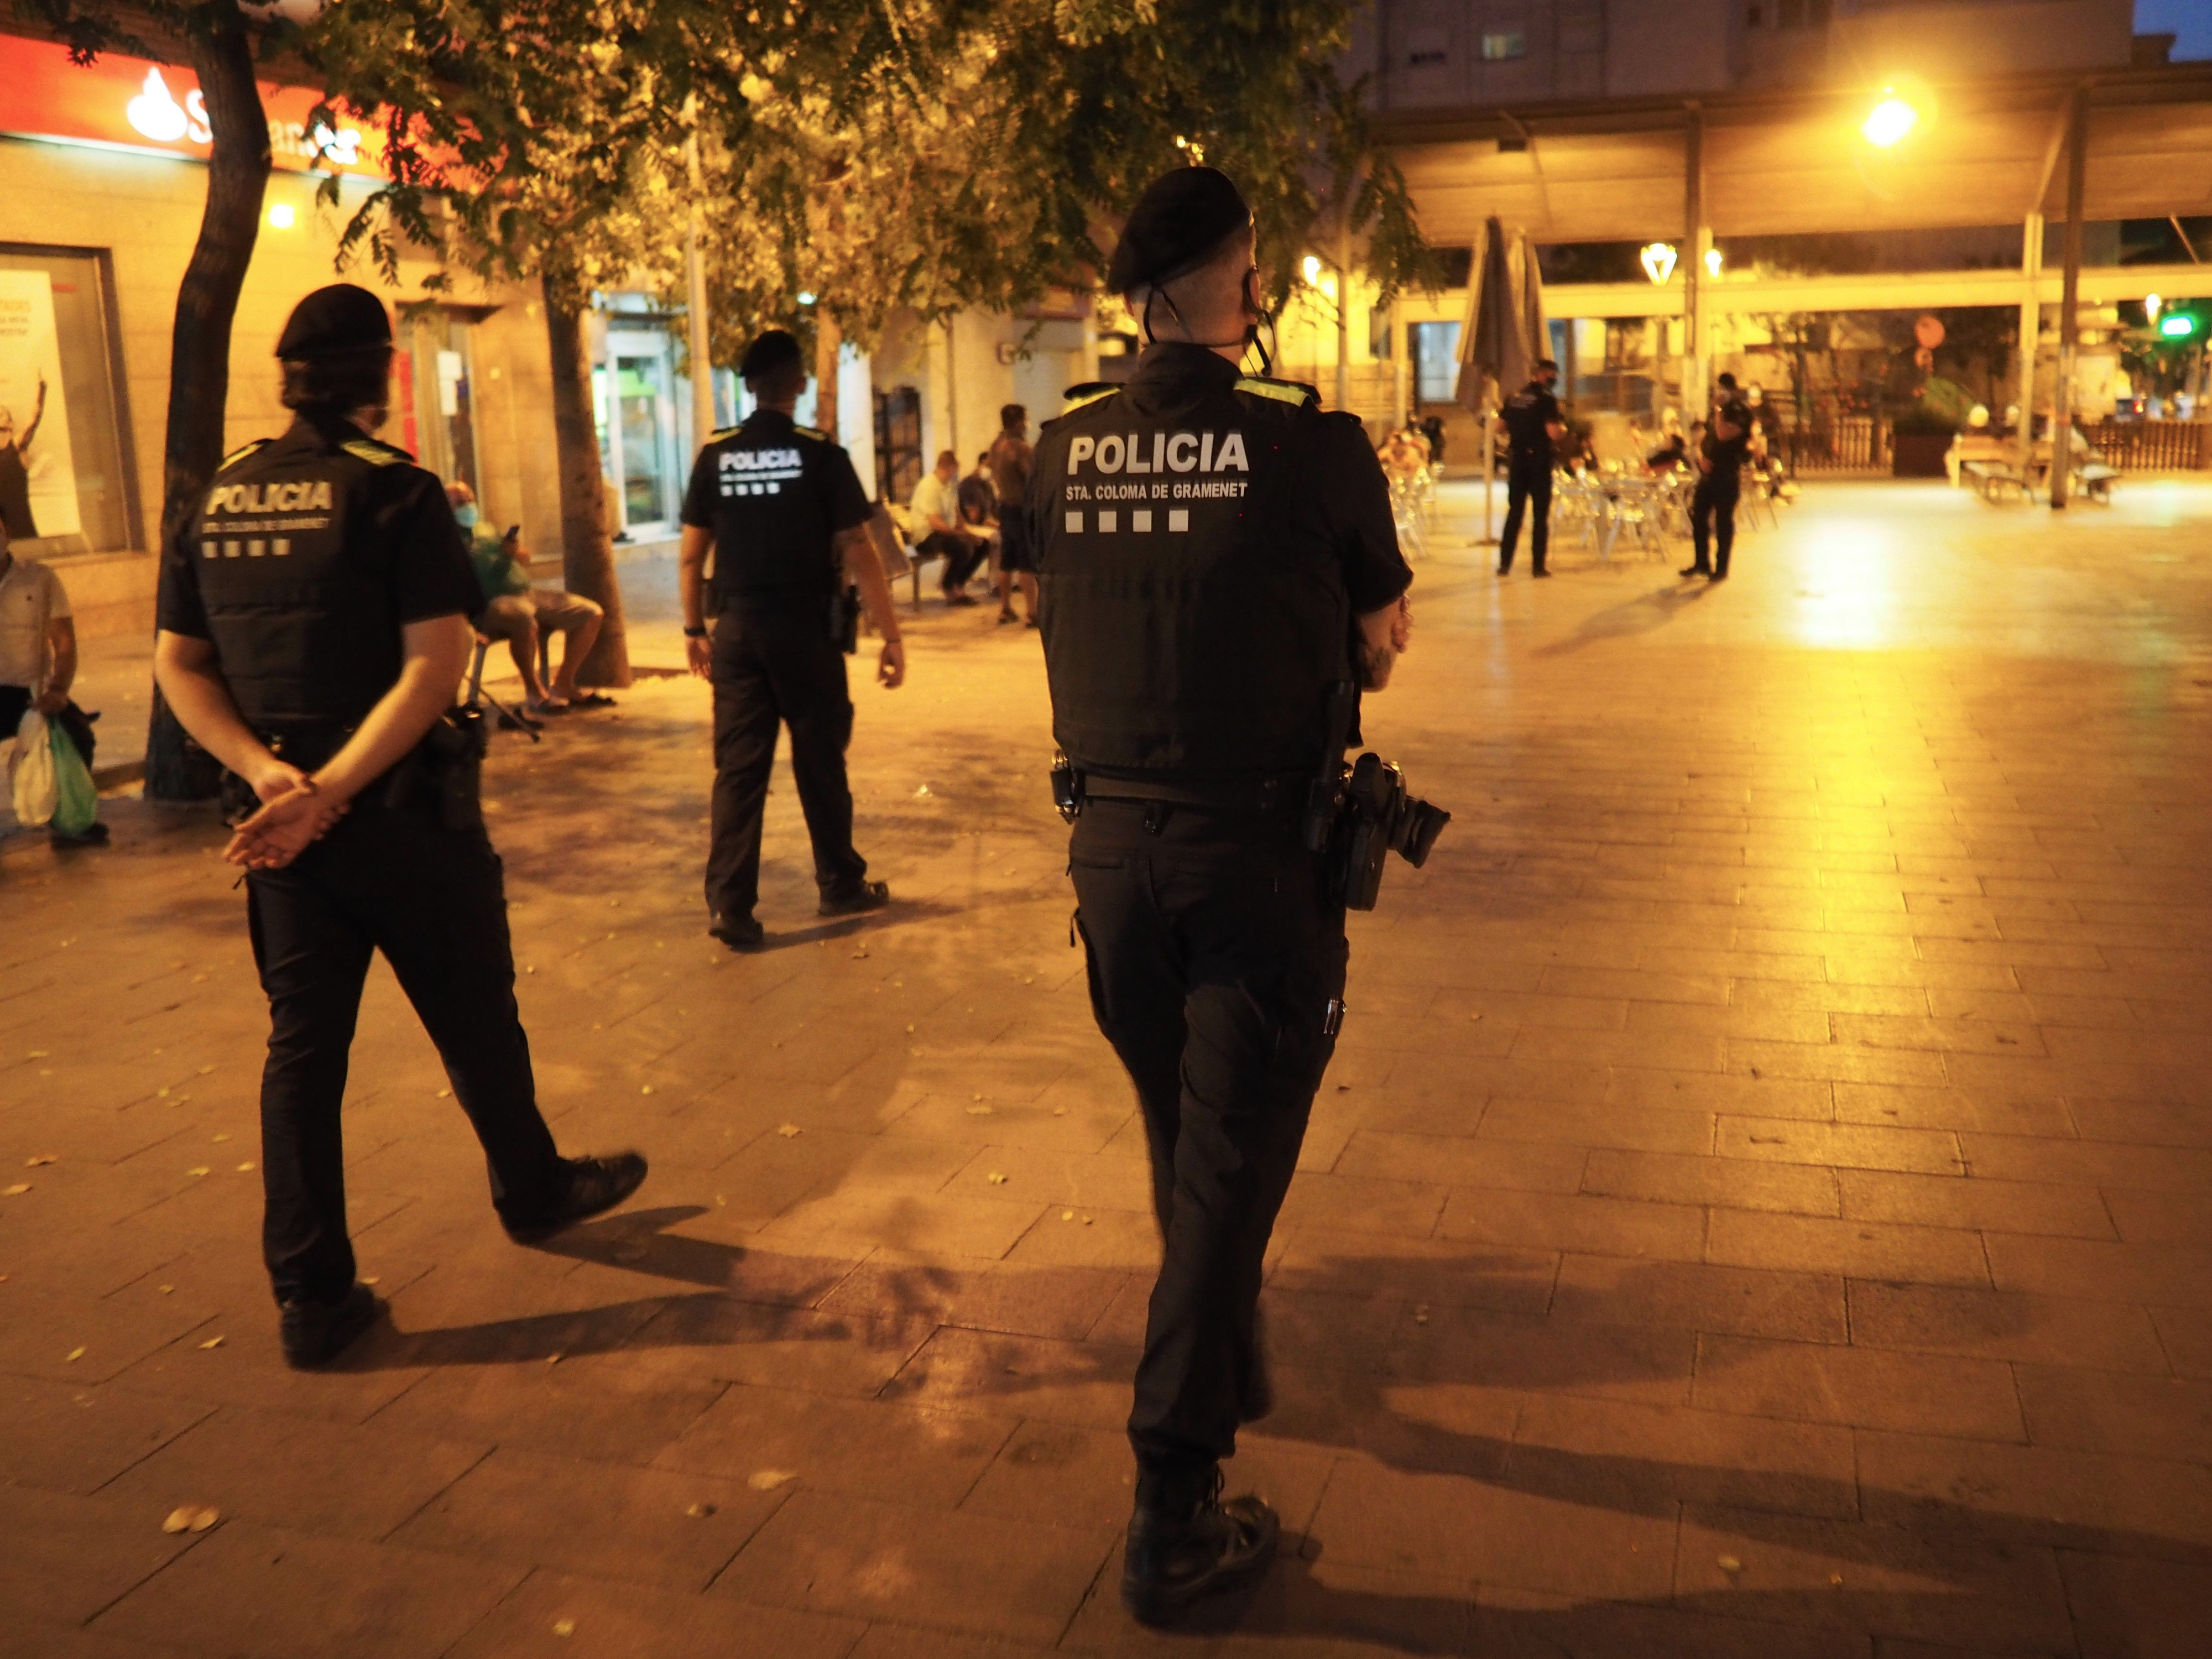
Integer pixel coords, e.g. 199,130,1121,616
1077,771,1308,814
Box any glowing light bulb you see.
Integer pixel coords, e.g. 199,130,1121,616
796,291,816,305
1302,255,1322,285
1639,243,1678,285
1862,94,1918,148
267,202,296,229
2144,293,2163,322
1704,248,1723,277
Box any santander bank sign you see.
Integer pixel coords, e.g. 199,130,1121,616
3,34,383,176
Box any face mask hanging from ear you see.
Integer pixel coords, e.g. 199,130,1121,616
1138,262,1275,374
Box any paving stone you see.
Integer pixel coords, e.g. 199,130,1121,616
1508,1392,1858,1520
0,1377,213,1495
1693,1335,2026,1442
1675,1505,2074,1653
655,1383,1014,1507
1857,1429,2212,1554
101,1403,491,1541
91,1519,526,1659
1705,1211,1991,1288
0,1485,200,1629
363,1349,728,1466
1580,1148,1840,1215
712,1489,1113,1646
446,1568,867,1658
2058,1547,2212,1659
2012,1364,2212,1462
1837,1170,2115,1238
1844,1281,2169,1373
1552,1253,1846,1344
391,1445,787,1590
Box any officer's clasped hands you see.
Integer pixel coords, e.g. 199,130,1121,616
224,777,348,870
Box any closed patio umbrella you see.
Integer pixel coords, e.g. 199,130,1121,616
1457,216,1548,544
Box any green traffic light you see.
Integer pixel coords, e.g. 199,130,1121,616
2160,314,2198,338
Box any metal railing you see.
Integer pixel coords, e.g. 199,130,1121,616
2084,419,2210,473
1776,417,1886,473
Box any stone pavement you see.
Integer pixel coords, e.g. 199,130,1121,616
4,478,2211,1657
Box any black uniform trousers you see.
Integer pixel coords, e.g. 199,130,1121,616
1689,471,1740,577
1070,799,1348,1490
707,609,868,925
1499,459,1552,573
246,792,567,1306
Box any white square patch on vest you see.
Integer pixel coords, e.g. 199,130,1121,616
1065,510,1083,533
1132,509,1153,532
1098,510,1118,533
1168,510,1190,533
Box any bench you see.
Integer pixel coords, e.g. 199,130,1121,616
2077,463,2119,504
1962,460,2029,503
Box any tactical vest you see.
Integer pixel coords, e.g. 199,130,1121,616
697,411,845,611
1033,363,1354,776
187,423,413,731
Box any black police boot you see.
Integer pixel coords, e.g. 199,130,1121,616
502,1151,649,1244
709,914,766,951
279,1281,382,1370
1679,562,1710,578
818,879,890,919
1121,1467,1280,1626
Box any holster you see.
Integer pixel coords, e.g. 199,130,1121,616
830,585,863,654
380,706,488,832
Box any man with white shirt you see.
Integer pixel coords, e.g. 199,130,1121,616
908,449,988,604
0,519,106,845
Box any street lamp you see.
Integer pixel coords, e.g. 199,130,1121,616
1704,247,1723,278
1639,243,1678,284
1302,254,1323,286
1862,90,1919,148
2145,293,2163,324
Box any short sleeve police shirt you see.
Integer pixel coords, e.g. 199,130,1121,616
681,409,870,609
1501,384,1561,462
158,419,479,641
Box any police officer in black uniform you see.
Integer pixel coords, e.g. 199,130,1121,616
1497,357,1566,577
1029,168,1414,1624
1683,371,1752,581
680,328,905,950
153,284,648,1369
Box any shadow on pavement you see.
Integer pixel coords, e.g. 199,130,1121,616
1534,581,1710,658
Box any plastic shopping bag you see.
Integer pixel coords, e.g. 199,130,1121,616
50,717,99,838
11,707,56,826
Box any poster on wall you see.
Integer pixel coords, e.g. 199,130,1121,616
0,270,83,543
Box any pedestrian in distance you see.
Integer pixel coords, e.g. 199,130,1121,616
988,404,1039,627
1683,372,1752,581
1029,165,1414,1625
1497,357,1566,577
680,327,906,951
908,448,989,604
152,284,648,1370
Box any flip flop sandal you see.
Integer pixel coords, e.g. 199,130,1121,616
568,692,618,709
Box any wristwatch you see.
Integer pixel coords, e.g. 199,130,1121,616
682,625,707,638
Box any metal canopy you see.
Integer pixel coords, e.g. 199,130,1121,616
1384,66,2212,246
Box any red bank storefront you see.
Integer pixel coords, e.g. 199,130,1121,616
0,33,564,637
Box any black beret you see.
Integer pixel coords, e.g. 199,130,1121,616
1107,166,1253,295
275,284,392,358
740,328,804,379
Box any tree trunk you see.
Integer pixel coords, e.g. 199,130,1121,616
543,289,630,688
145,15,270,801
814,314,842,442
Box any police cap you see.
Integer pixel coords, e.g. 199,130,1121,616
275,284,393,359
740,328,804,380
1107,166,1253,296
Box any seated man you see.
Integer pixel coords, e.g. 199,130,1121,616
447,483,609,713
0,518,106,844
908,450,989,605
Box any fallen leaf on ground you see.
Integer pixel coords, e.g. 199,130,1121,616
4,1184,30,1196
686,1502,717,1519
158,1285,174,1295
776,1124,802,1138
640,1085,654,1095
551,1617,576,1637
361,1277,379,1286
1062,1211,1075,1222
966,1105,993,1116
186,1168,209,1178
25,1155,56,1167
198,1336,225,1350
748,1469,796,1490
66,1346,85,1361
236,1163,255,1172
27,1050,48,1058
1717,1556,1743,1574
212,1134,229,1142
162,1505,219,1534
436,1088,451,1099
987,1172,1008,1185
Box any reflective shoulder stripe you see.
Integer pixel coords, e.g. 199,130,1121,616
1062,386,1118,414
1234,377,1319,407
794,424,831,442
218,439,270,472
341,438,405,467
706,426,744,444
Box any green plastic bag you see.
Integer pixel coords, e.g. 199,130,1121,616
50,718,98,838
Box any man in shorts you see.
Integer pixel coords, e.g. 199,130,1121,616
447,483,609,713
988,404,1037,627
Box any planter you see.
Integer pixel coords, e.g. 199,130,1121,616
1892,430,1953,478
